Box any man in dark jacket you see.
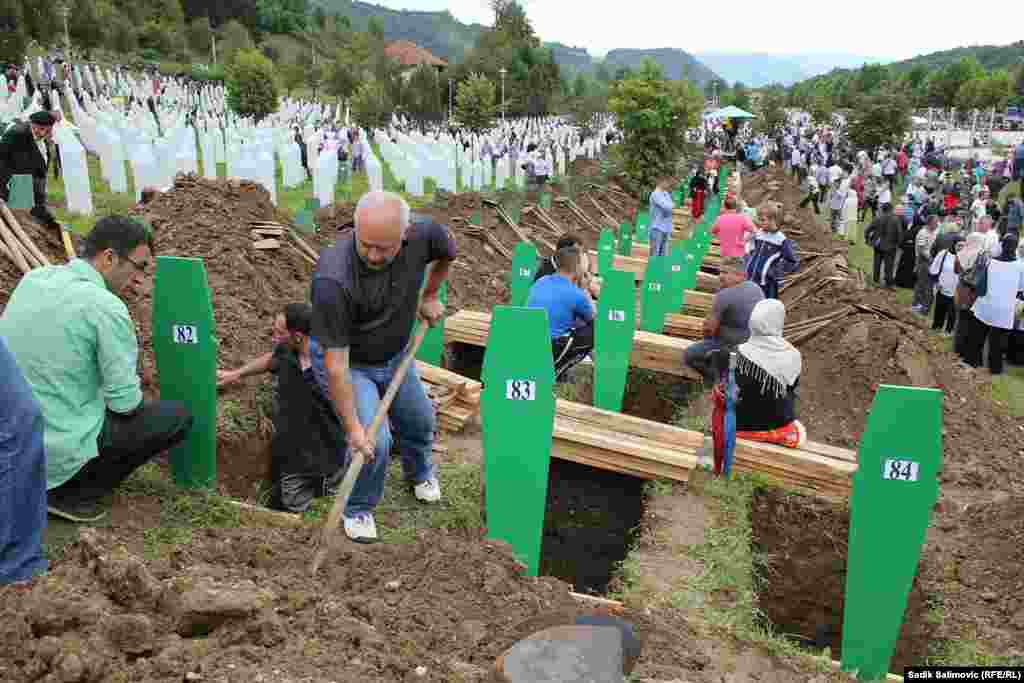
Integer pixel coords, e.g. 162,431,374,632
865,203,905,288
1015,141,1024,196
0,111,59,230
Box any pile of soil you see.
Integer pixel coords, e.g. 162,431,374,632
0,526,714,683
750,488,935,670
922,497,1024,658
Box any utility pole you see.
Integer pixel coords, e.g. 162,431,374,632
210,18,217,66
448,78,453,123
58,3,71,53
500,68,507,124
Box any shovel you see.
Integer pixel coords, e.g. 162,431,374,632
310,322,430,575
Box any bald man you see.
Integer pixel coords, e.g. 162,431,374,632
310,191,456,543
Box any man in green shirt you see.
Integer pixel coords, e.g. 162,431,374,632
0,215,193,522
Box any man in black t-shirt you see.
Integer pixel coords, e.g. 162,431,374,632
217,304,344,513
310,191,456,543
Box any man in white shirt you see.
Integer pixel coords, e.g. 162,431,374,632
882,156,898,191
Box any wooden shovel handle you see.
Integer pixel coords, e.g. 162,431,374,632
310,323,431,575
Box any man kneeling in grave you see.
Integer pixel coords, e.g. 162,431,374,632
0,216,194,523
218,304,345,513
526,244,596,382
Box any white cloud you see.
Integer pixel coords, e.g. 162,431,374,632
366,0,1022,62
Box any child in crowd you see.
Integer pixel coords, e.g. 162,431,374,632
745,203,800,300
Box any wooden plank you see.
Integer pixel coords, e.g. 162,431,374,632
252,238,280,250
444,311,701,380
251,227,284,236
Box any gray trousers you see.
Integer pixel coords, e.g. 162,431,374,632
912,257,934,311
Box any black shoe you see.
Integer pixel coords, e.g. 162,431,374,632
47,497,107,523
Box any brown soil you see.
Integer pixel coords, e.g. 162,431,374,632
0,526,715,683
750,488,935,671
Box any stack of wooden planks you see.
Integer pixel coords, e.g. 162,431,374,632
444,310,700,380
731,439,857,501
416,361,481,433
553,400,699,480
0,200,52,273
552,399,856,500
680,290,714,318
591,251,720,292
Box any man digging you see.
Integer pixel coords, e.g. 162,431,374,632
310,191,455,543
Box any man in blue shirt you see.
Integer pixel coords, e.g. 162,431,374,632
648,176,674,257
526,246,596,381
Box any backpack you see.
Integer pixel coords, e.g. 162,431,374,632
955,254,989,309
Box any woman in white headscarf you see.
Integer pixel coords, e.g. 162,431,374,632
728,299,806,448
953,231,990,359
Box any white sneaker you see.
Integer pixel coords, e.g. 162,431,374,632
343,513,378,543
414,477,442,503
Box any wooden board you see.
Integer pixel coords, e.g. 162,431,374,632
551,399,855,500
444,310,701,380
252,239,280,250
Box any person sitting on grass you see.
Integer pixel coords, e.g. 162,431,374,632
217,304,345,514
713,299,806,450
745,204,799,300
0,216,193,523
526,245,596,382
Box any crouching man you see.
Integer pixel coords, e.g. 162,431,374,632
0,216,193,523
218,304,345,513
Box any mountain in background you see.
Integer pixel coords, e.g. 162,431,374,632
310,0,487,63
887,41,1024,72
311,1,720,84
696,52,884,87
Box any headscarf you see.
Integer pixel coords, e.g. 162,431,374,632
958,232,988,270
737,300,802,397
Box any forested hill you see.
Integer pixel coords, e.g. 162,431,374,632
310,0,720,84
309,0,486,63
888,42,1024,73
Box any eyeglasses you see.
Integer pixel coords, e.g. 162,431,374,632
120,253,150,275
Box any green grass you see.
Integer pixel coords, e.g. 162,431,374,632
991,365,1024,418
301,459,483,544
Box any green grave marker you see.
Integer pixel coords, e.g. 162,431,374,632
506,198,522,225
667,247,688,298
617,222,633,257
596,228,615,276
152,257,218,489
294,209,316,235
841,385,942,681
634,208,650,244
639,255,672,333
414,282,448,367
481,306,555,576
470,209,483,226
7,174,33,209
593,269,635,412
509,242,539,307
539,192,552,210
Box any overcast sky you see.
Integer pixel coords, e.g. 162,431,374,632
367,0,1022,61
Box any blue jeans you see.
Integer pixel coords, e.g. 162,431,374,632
649,229,670,257
312,341,436,517
0,337,47,584
683,338,725,385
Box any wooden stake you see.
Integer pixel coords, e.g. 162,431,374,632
0,210,30,273
0,201,50,267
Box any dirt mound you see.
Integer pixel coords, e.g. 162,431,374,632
0,527,712,683
124,176,316,451
922,496,1024,659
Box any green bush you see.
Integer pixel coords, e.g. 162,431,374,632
191,65,225,83
140,48,162,62
226,49,280,120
